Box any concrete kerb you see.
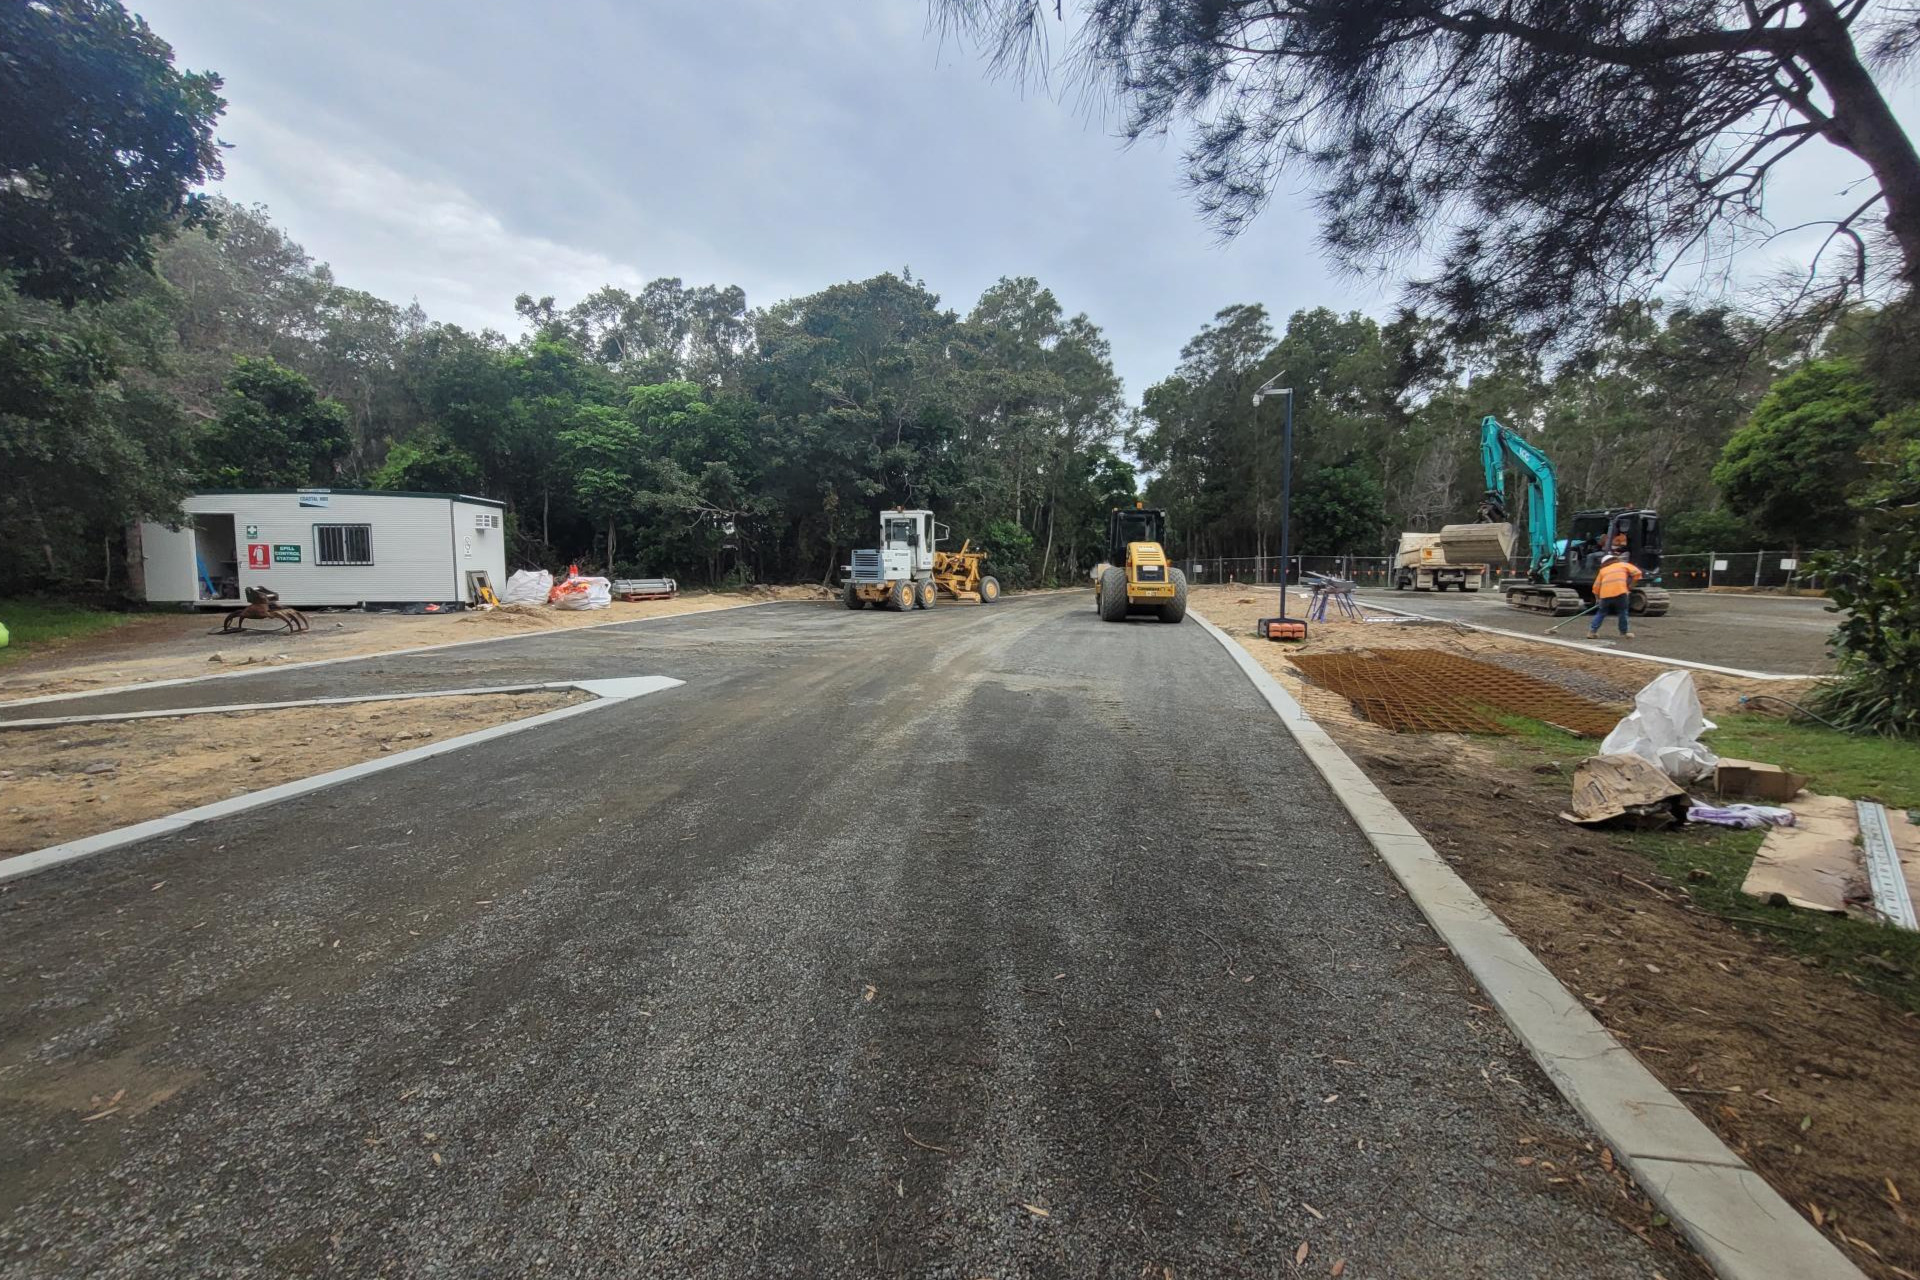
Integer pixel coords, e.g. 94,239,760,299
0,674,682,885
0,682,579,729
1354,596,1815,681
1191,609,1864,1280
0,598,776,712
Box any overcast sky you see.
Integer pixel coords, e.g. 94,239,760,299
135,0,1917,401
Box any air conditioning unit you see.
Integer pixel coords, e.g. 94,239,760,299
475,512,500,529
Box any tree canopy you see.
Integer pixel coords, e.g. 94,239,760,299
1713,357,1878,548
937,0,1920,337
0,0,225,305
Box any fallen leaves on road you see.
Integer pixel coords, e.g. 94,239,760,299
1294,1240,1310,1265
1019,1203,1050,1218
862,984,878,1003
1302,1202,1324,1220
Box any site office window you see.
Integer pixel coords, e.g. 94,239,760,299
314,523,373,566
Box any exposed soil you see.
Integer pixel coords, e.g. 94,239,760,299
0,691,588,857
1194,584,1920,1278
0,593,753,703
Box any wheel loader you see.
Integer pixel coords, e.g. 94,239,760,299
1092,504,1187,623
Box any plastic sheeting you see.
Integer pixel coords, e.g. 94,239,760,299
1599,670,1719,782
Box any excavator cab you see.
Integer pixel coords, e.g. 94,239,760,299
1566,509,1663,577
1093,504,1187,624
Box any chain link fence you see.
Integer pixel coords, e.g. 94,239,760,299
1176,550,1834,592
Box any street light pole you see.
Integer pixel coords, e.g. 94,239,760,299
1252,377,1305,642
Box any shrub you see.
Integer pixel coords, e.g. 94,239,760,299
1810,521,1920,737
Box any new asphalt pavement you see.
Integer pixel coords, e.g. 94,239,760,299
0,597,1674,1277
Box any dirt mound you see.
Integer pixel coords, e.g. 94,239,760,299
452,603,554,630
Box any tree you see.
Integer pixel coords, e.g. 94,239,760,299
1714,358,1877,550
938,0,1920,337
0,272,194,588
1663,508,1757,555
1292,464,1388,556
371,431,483,494
560,404,645,571
197,357,350,487
1,0,225,305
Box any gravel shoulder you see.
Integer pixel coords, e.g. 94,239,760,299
0,595,1683,1277
0,690,588,857
0,591,802,703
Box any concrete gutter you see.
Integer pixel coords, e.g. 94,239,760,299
0,599,773,711
1193,610,1863,1280
0,674,681,885
1354,596,1814,681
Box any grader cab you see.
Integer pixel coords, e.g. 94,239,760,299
842,509,1001,612
1093,504,1187,624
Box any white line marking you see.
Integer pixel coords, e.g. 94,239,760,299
0,600,773,711
0,675,682,884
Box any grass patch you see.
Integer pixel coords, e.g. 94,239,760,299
1706,712,1920,808
0,599,136,666
1619,825,1920,1013
1480,709,1920,1011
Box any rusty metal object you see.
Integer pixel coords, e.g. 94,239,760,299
1288,649,1623,736
221,585,310,635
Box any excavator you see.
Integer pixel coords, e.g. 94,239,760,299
1478,415,1671,617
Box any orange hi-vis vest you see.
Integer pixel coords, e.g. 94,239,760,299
1594,560,1643,599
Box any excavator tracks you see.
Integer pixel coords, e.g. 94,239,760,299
1633,587,1672,617
1505,585,1586,615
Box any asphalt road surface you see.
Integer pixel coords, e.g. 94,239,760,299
1357,586,1837,674
1,598,1671,1278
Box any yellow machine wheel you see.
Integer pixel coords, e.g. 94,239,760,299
915,579,935,609
888,580,912,611
980,575,1000,603
1098,566,1130,622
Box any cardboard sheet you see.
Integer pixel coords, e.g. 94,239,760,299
1741,793,1920,920
1560,753,1688,827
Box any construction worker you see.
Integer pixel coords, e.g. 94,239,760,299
1588,553,1642,639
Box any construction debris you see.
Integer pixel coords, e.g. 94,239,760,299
1559,754,1689,828
1713,759,1809,803
1598,671,1718,782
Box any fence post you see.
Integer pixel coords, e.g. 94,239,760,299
1753,552,1765,589
1706,551,1715,589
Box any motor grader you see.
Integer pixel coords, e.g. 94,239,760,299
841,509,1000,611
1093,504,1187,623
932,539,1001,605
